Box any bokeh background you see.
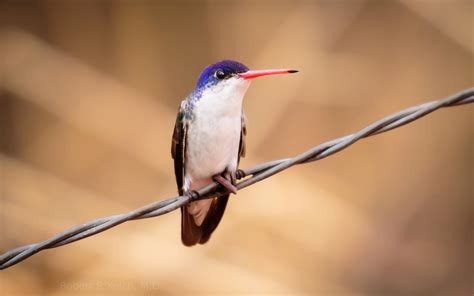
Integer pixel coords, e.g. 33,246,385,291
0,1,472,295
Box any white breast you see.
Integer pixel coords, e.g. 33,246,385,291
184,77,250,188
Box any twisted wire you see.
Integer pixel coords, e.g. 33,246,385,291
1,87,472,270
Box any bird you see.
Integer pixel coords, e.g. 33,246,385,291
171,60,298,246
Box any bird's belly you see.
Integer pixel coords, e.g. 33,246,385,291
185,116,241,181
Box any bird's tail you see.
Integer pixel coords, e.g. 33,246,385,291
181,195,229,246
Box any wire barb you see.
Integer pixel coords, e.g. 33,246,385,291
1,87,473,270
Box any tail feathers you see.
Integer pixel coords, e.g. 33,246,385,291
181,206,202,246
181,195,229,246
199,195,229,244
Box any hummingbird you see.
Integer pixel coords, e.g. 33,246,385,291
171,60,298,246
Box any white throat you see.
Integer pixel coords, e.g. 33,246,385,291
194,77,250,118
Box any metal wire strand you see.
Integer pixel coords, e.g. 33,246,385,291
1,87,473,270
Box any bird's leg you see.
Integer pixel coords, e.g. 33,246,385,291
230,171,237,186
212,171,238,195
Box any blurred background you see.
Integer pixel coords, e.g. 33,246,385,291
0,0,472,295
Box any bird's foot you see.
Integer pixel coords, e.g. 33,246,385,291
230,169,246,185
185,190,200,201
213,173,238,195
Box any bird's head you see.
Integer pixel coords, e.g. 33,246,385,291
190,60,297,104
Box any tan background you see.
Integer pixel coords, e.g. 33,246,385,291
0,1,472,295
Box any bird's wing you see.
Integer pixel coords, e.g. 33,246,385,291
172,101,204,245
171,101,187,195
239,110,247,160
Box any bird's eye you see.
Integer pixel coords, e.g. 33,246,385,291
214,69,226,80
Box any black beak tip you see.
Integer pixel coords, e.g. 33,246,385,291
288,70,299,73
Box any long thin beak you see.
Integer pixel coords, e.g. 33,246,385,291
239,69,298,79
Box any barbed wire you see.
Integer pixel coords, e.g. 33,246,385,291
1,87,473,270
